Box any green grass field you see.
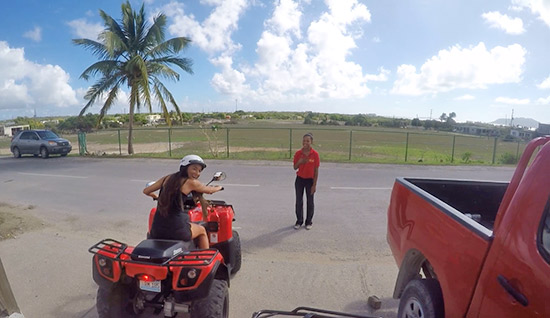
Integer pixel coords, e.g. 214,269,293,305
0,125,528,165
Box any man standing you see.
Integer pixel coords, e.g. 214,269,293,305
293,133,320,230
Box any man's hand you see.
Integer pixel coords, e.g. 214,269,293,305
310,184,316,195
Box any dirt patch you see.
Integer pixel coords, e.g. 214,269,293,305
0,202,47,240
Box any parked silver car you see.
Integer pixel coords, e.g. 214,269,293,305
10,129,72,158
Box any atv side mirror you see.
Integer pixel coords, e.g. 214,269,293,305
212,172,226,181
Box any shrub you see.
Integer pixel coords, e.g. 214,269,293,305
461,152,472,163
498,152,518,164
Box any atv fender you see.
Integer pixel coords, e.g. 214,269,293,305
92,258,119,289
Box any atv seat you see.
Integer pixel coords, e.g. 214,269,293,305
131,239,195,264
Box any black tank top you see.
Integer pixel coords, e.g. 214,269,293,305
150,182,193,241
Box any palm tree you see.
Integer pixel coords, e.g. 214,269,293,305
73,1,193,154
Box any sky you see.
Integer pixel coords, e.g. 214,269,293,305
1,0,550,124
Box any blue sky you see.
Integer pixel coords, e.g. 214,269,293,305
1,0,550,125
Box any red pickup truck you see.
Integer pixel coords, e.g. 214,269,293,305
387,136,550,318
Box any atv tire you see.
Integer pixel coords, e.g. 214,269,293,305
230,230,242,274
190,279,229,318
96,284,135,318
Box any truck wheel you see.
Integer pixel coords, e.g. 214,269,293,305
398,279,444,318
96,284,136,318
40,147,49,159
190,279,229,318
230,230,242,274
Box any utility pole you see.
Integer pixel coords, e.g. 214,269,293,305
510,109,514,127
235,99,238,112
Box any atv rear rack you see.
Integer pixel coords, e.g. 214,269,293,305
251,307,380,318
88,238,220,267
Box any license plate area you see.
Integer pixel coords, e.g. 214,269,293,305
139,280,161,292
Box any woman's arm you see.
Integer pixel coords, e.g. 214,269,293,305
143,176,165,200
183,178,223,195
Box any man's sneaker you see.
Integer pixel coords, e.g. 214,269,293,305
294,223,301,230
305,224,312,230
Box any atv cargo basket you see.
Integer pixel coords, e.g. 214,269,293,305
89,238,219,267
251,307,380,318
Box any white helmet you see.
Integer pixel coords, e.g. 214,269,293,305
180,154,206,169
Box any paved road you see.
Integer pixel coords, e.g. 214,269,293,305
0,156,515,318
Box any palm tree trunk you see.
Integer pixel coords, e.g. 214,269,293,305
128,104,135,155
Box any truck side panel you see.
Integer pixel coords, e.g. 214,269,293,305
387,180,491,318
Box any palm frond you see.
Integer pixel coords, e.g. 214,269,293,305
148,37,191,58
71,39,110,60
79,60,120,81
98,9,128,58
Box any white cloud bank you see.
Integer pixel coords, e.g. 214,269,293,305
166,0,382,105
482,11,525,34
391,42,526,96
495,97,530,104
538,75,550,89
0,41,78,111
67,18,103,40
513,0,550,28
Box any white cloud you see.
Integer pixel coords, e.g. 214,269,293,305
455,94,475,100
0,41,78,111
391,42,526,96
513,0,550,28
482,11,525,34
495,97,530,104
67,18,103,39
167,0,375,105
266,0,302,39
536,96,550,104
165,0,247,54
243,0,372,102
537,75,550,89
210,56,249,95
23,26,42,42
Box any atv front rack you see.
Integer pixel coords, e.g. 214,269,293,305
251,307,380,318
88,238,220,267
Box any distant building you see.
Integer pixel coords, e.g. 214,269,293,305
510,129,533,140
453,125,500,137
0,125,30,137
537,123,550,135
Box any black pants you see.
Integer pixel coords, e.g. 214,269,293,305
295,176,314,225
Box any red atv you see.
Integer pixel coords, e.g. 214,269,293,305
89,172,241,318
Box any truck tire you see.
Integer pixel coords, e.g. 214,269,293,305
96,284,135,318
230,230,242,274
398,279,444,318
190,279,229,318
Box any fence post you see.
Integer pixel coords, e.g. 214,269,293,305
492,137,498,164
404,132,409,162
118,129,122,155
451,135,456,163
226,128,230,158
348,130,353,161
168,128,172,157
288,128,292,159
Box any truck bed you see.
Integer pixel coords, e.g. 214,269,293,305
404,178,509,231
387,178,509,316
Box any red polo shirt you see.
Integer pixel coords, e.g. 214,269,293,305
293,148,320,179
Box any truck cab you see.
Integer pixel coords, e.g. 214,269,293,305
387,136,550,317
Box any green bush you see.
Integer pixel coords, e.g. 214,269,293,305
498,152,518,164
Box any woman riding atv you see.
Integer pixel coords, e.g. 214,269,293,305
143,155,223,249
